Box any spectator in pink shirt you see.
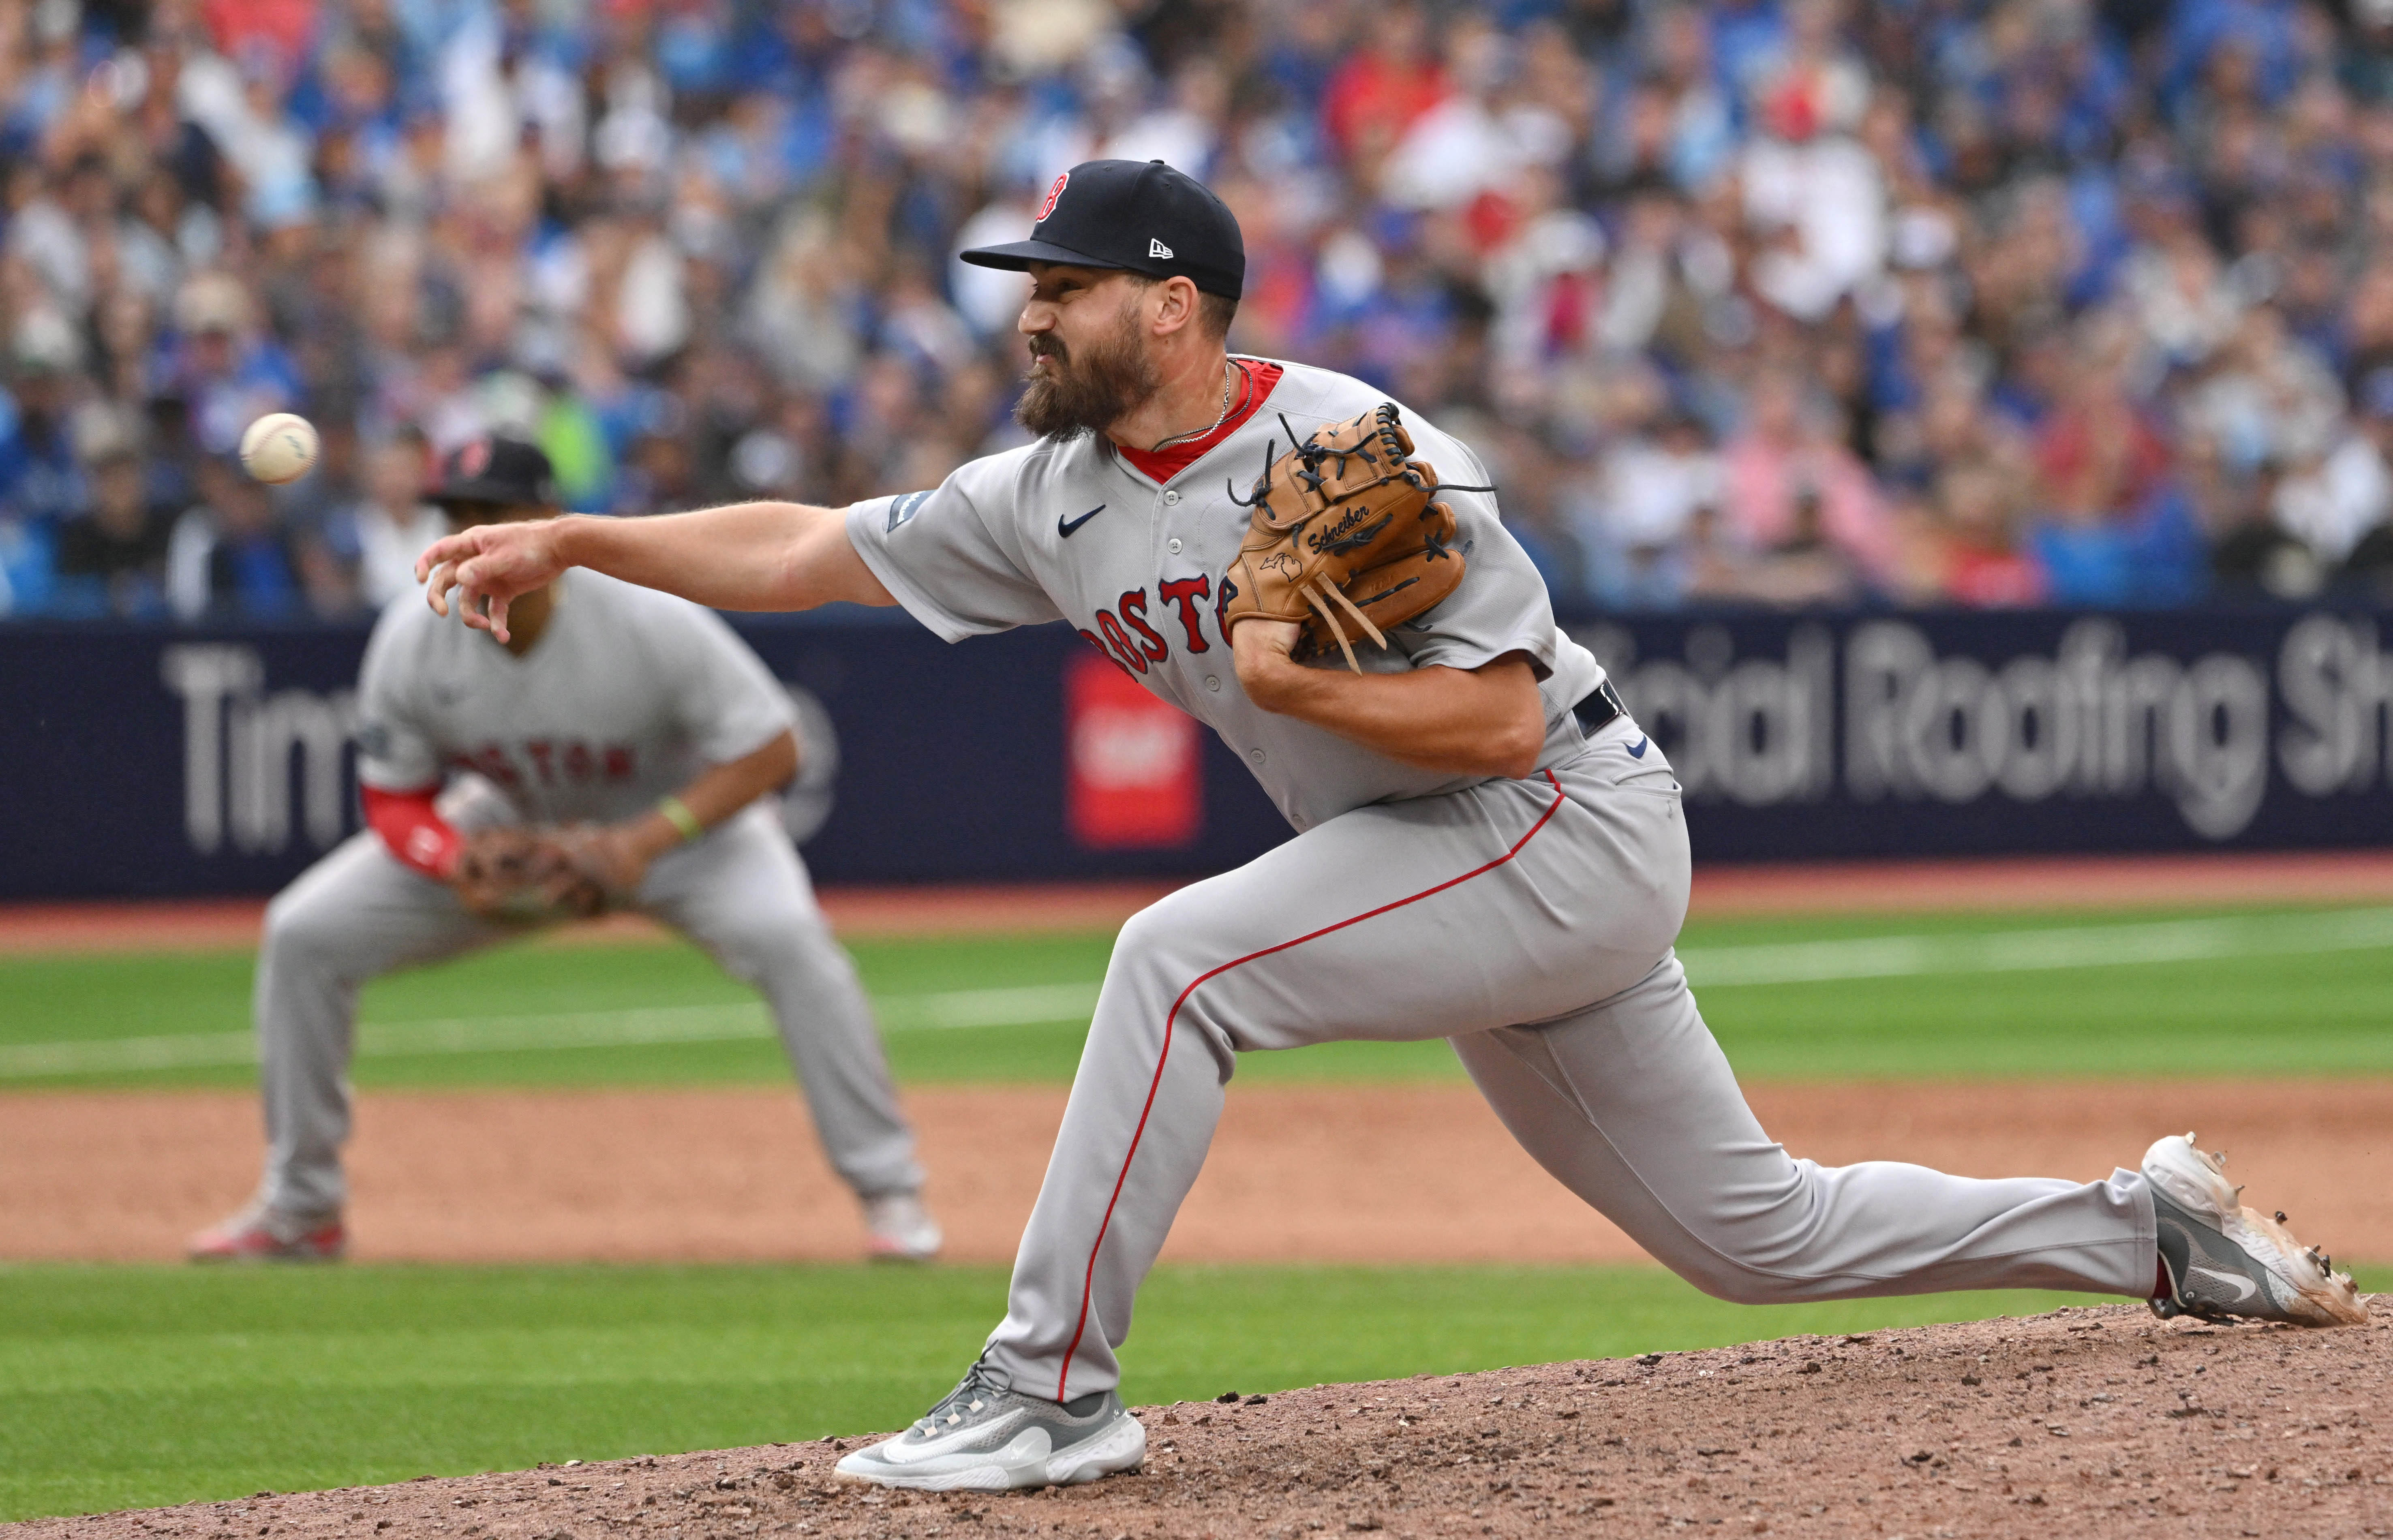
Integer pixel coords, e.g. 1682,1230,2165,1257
1721,370,1898,586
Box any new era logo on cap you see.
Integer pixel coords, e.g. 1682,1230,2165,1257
1149,238,1173,258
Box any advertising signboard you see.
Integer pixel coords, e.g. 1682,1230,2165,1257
2,607,2385,899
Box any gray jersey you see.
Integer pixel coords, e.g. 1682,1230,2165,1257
355,569,794,822
845,359,1606,832
821,358,2158,1427
253,575,922,1228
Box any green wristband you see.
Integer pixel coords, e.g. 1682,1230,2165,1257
656,795,705,843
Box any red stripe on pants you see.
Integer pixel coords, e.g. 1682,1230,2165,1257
1055,771,1571,1401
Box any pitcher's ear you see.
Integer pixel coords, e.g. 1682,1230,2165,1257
1152,274,1202,336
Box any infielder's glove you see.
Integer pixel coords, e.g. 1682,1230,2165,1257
452,827,613,924
1218,403,1475,672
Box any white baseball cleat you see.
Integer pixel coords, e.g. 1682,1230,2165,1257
833,1358,1146,1491
863,1191,943,1263
2143,1133,2365,1327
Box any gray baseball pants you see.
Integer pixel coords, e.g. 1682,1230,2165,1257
251,800,922,1219
985,717,2156,1403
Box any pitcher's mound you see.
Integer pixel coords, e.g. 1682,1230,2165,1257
17,1302,2384,1539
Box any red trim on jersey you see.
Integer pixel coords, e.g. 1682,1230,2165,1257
1114,359,1285,485
362,784,463,879
1052,769,1571,1401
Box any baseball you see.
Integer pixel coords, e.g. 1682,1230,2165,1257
240,412,319,485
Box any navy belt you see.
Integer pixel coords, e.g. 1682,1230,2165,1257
1571,679,1628,738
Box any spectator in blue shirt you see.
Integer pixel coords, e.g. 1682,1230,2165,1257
166,454,309,621
0,311,86,614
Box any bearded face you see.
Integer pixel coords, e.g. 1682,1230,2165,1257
1015,290,1163,441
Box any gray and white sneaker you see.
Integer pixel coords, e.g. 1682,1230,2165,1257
862,1192,943,1263
2144,1132,2366,1327
833,1358,1146,1491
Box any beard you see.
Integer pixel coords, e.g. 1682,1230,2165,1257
1015,301,1162,441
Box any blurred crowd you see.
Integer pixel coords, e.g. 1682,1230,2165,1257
8,0,2393,620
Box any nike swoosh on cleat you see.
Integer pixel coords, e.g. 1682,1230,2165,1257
875,1411,1034,1464
2187,1266,2259,1303
1626,736,1649,758
1057,505,1106,537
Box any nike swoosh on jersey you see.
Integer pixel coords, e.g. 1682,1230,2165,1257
1058,504,1106,537
2187,1265,2260,1303
1626,736,1650,758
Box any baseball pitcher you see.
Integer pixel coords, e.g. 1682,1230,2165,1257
416,161,2364,1491
192,437,940,1264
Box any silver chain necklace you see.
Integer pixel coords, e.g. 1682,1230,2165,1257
1147,359,1242,453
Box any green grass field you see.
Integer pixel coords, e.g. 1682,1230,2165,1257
4,903,2391,1087
4,900,2389,1521
32,1260,2393,1525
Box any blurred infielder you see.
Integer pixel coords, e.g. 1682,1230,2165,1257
192,437,940,1264
418,162,2364,1491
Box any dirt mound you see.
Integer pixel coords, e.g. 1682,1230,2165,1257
16,1302,2386,1538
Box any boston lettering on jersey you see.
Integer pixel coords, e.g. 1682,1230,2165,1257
1080,578,1215,677
442,739,637,789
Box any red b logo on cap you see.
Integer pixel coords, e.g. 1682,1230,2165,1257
1036,172,1069,222
458,438,491,477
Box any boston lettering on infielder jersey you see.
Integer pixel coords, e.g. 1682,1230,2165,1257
356,570,794,822
224,567,926,1247
851,359,1605,832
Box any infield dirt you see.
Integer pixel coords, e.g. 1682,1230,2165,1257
5,1080,2389,1265
11,1301,2385,1539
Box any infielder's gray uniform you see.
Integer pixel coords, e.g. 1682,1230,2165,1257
251,571,922,1219
848,358,2154,1403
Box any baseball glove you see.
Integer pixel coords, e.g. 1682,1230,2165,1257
452,826,612,924
1218,403,1474,672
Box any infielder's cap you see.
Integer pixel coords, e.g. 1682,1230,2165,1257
960,159,1244,301
432,434,558,511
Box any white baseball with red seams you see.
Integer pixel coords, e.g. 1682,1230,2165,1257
240,412,320,484
845,357,2160,1406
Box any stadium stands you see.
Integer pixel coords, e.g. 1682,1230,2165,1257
5,0,2393,619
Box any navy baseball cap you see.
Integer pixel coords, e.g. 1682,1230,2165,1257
961,159,1244,301
432,434,558,511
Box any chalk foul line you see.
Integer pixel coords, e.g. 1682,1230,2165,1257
0,982,1108,1079
2,909,2389,1079
1676,906,2393,986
